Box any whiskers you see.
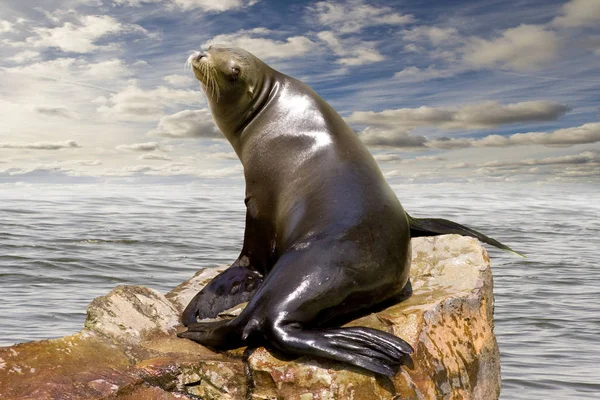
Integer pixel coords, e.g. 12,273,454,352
185,50,220,102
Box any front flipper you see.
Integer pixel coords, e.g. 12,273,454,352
181,266,263,326
178,319,245,349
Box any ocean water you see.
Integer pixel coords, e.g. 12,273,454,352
0,182,598,399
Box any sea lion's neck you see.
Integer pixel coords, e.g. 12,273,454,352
209,68,277,155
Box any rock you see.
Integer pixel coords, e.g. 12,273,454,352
0,235,500,399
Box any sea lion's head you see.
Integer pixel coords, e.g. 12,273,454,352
186,45,265,104
186,46,273,141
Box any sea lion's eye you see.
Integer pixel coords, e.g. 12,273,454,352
232,67,240,79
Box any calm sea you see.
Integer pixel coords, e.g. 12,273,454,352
1,182,598,399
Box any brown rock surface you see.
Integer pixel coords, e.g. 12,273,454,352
0,235,500,399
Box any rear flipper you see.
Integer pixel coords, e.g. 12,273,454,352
181,266,263,326
265,324,413,377
407,213,525,257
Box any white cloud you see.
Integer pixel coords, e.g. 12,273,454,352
308,0,413,34
0,58,137,149
121,162,242,178
112,0,161,6
116,142,162,152
480,151,599,168
0,20,13,33
0,160,102,181
20,15,152,53
0,57,141,157
7,51,41,63
206,28,314,60
6,57,133,83
348,101,569,131
206,151,239,160
373,153,403,162
139,153,172,161
148,109,220,138
402,26,459,46
111,0,257,11
317,31,384,66
465,151,600,182
552,0,600,28
359,126,427,148
427,122,600,149
463,25,561,71
373,153,446,163
164,74,193,87
352,101,574,149
0,140,80,150
393,66,466,82
97,85,202,121
33,106,76,119
171,0,257,12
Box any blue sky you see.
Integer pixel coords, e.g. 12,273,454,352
0,0,599,185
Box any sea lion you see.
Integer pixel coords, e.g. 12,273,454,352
178,45,520,376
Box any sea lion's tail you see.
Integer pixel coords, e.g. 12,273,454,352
406,213,525,258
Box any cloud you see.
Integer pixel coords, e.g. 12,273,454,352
0,162,95,177
18,14,152,53
552,0,600,28
316,31,384,66
97,85,202,121
206,151,238,160
0,140,80,150
393,65,467,82
463,25,561,71
164,74,193,87
111,0,257,11
112,0,161,6
307,1,412,66
308,0,413,34
33,106,75,119
6,57,134,84
148,109,220,138
143,163,243,178
352,102,585,149
7,51,41,63
114,162,243,178
139,153,172,161
468,151,600,182
206,28,314,60
427,122,600,149
480,151,599,168
373,153,446,162
172,0,258,12
1,20,13,33
0,159,241,181
359,126,427,148
373,153,403,162
348,101,570,131
116,142,163,152
402,26,459,46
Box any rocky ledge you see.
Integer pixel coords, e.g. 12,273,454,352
0,235,500,399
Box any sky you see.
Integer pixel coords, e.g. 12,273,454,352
0,0,599,186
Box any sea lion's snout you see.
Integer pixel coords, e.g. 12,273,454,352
186,50,208,71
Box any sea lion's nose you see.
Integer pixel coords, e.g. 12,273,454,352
195,52,207,62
